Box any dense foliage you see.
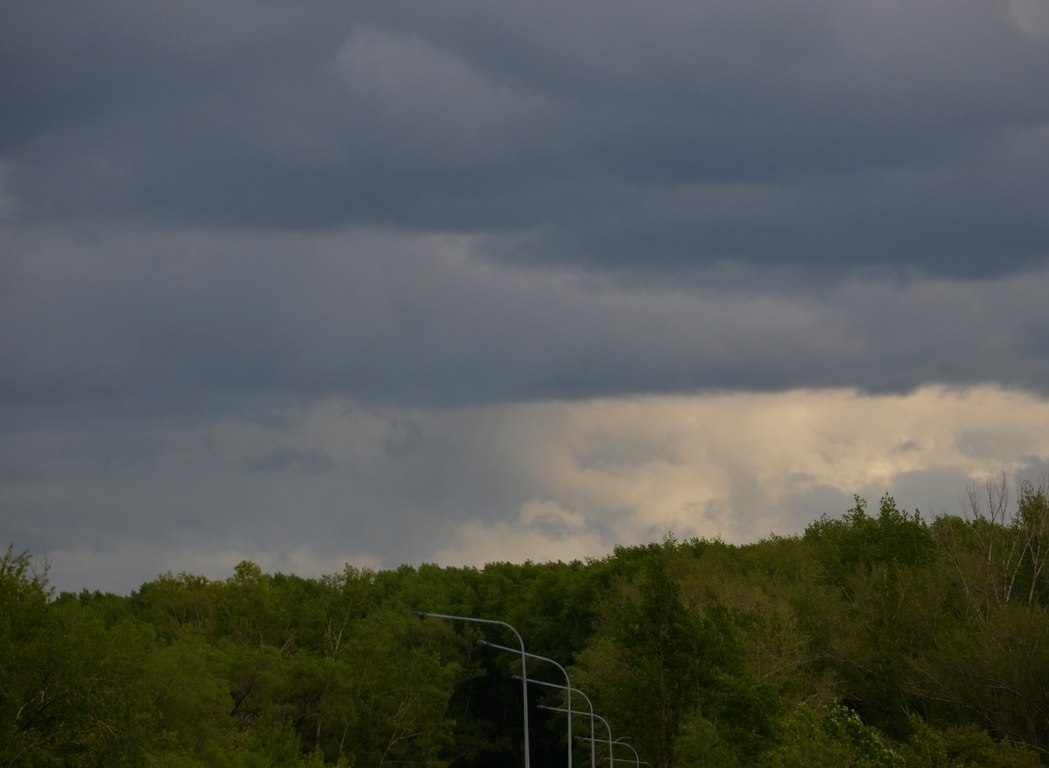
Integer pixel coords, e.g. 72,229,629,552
3,480,1049,767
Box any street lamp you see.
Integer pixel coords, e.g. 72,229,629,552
414,611,531,768
522,678,601,768
575,736,648,768
478,639,575,768
540,704,617,767
611,739,646,768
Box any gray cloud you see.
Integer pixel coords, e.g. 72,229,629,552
3,228,1049,417
3,0,1049,593
246,448,335,475
6,385,1049,593
2,1,1047,277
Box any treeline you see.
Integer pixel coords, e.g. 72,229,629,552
3,480,1049,767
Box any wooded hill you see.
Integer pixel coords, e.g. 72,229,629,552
3,480,1049,767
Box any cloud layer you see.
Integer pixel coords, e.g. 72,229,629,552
5,385,1049,593
3,1,1048,276
4,227,1049,416
2,0,1047,592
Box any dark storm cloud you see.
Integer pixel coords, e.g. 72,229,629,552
3,228,1049,417
2,0,1048,278
4,0,1049,594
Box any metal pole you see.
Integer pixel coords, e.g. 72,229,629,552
593,714,616,768
577,737,649,768
613,739,642,768
523,679,598,768
478,640,573,768
546,706,615,767
415,611,531,768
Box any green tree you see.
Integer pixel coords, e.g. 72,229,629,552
1016,480,1049,609
758,704,903,768
142,632,242,767
134,572,224,641
899,716,1042,768
802,496,939,735
575,557,723,767
0,547,155,767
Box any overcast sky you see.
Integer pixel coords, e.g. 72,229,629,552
3,0,1049,594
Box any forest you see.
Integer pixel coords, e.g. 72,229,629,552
3,479,1049,768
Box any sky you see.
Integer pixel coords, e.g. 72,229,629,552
2,0,1049,594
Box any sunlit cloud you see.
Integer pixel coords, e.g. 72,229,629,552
428,386,1049,564
430,499,608,566
7,384,1047,592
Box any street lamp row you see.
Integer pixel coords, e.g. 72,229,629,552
415,610,645,768
414,611,532,768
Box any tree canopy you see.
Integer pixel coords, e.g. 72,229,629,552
3,480,1049,766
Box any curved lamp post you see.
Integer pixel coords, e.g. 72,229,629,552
611,739,646,768
414,611,531,768
479,640,576,768
577,737,648,768
524,680,602,768
542,705,618,767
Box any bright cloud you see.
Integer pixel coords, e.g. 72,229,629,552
8,384,1048,593
429,385,1049,565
